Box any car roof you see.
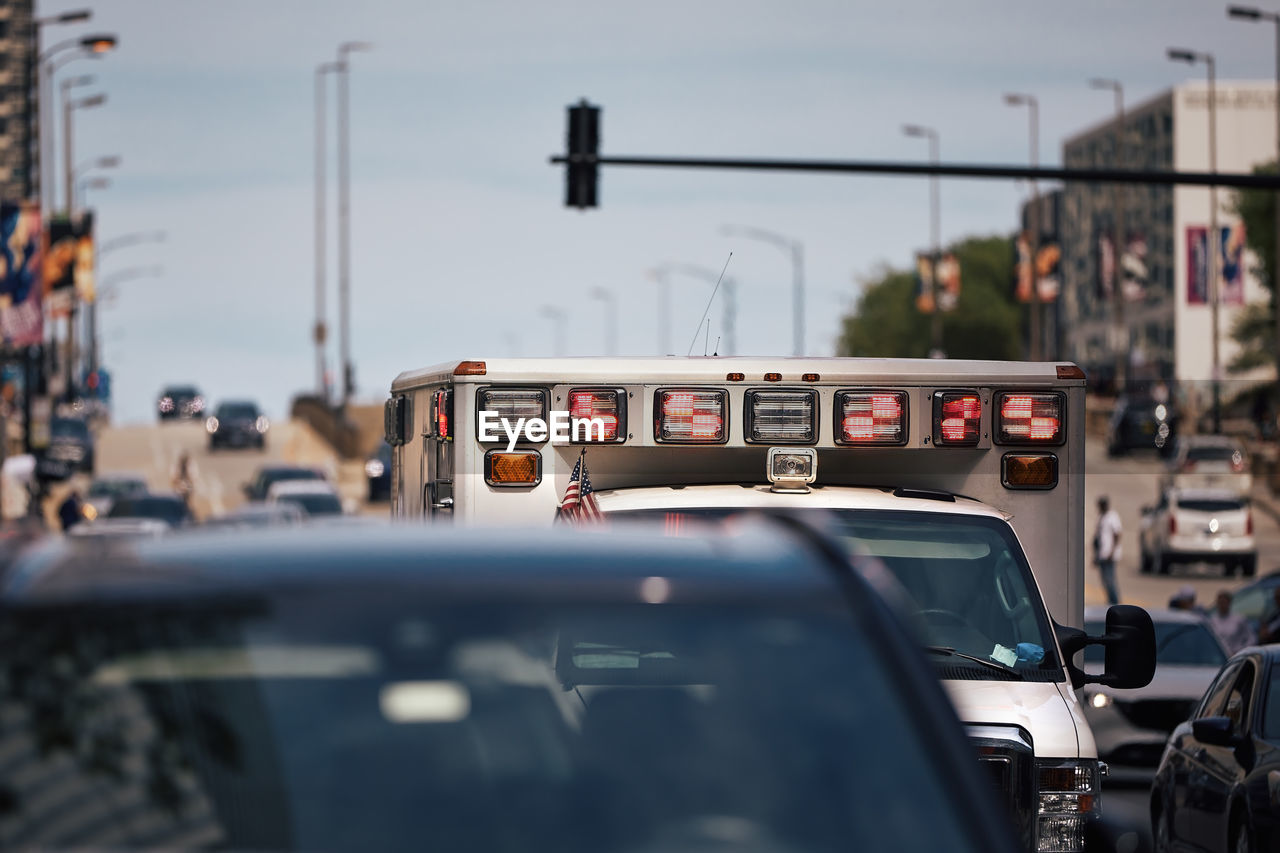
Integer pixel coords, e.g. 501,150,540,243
267,480,337,496
1,522,848,606
1084,605,1209,625
162,385,200,394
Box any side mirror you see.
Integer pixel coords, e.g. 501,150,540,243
1191,716,1239,747
1057,604,1156,691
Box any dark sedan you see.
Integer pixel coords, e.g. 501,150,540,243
0,521,1018,853
1107,394,1177,457
207,400,268,450
1150,645,1280,853
156,385,205,421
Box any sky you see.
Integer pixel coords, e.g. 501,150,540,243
31,0,1279,422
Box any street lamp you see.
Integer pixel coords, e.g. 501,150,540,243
539,305,567,356
73,153,119,209
24,10,94,200
1005,92,1043,361
315,60,341,402
1228,5,1280,401
75,175,110,209
1088,78,1129,392
901,124,943,356
719,225,804,355
655,263,738,356
39,34,116,214
1169,47,1221,433
90,239,165,379
62,77,105,214
589,287,618,356
645,267,673,355
335,40,372,408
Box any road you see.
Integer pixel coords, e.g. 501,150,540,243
69,417,378,521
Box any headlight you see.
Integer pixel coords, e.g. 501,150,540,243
256,416,270,434
158,397,174,412
1036,759,1100,852
81,504,98,521
365,459,386,478
191,396,205,412
1155,404,1168,421
1089,691,1112,709
205,417,220,434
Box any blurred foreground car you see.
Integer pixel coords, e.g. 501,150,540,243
1139,488,1255,577
266,479,344,517
0,522,1018,853
85,472,148,518
203,501,305,530
207,400,269,450
1150,644,1280,853
68,517,170,541
105,493,194,529
1163,435,1251,497
366,440,392,501
156,385,205,421
243,464,327,502
1107,394,1176,457
1078,607,1227,781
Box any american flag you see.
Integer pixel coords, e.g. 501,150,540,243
557,450,602,523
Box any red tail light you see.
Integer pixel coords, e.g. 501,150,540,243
568,389,625,443
934,392,982,446
836,391,908,445
1232,454,1247,473
1169,515,1177,535
655,389,727,443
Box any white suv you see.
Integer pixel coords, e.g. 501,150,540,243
1162,435,1251,496
1139,487,1256,577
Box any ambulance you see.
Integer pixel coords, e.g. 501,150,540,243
385,356,1155,852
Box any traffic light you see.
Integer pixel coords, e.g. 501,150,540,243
566,100,600,209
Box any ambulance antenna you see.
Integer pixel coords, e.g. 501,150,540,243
711,335,721,357
687,252,732,356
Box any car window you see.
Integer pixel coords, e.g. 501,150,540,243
217,403,258,418
1185,447,1241,463
1264,664,1280,740
1197,662,1241,719
89,479,146,498
283,494,343,516
1232,587,1271,622
1223,663,1255,736
1178,499,1244,514
0,596,988,852
109,498,189,525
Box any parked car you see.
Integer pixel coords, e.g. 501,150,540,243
156,384,205,421
1139,487,1256,577
1107,393,1177,457
45,416,94,475
1162,434,1251,497
243,464,327,502
1078,606,1228,780
1230,570,1280,631
85,472,149,518
207,400,269,450
0,521,1018,853
266,480,344,517
105,492,194,529
366,440,392,501
1150,644,1280,853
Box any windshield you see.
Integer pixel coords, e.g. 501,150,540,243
282,494,343,516
1178,498,1244,513
88,478,147,498
51,419,89,440
108,497,190,525
609,508,1061,680
1082,619,1225,666
0,595,983,853
1185,447,1241,463
217,403,259,419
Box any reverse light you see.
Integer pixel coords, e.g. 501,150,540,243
836,391,907,445
933,392,982,446
746,390,817,444
655,389,727,443
477,388,548,443
484,450,541,487
568,388,626,443
435,388,453,441
995,392,1064,445
1002,453,1058,489
205,416,219,434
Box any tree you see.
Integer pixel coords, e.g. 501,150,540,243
836,234,1022,360
1227,161,1277,378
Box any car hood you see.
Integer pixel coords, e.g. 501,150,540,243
1084,664,1219,701
943,679,1086,758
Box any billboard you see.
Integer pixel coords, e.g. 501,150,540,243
915,253,935,314
44,211,95,312
1014,232,1059,303
1187,223,1246,306
0,202,43,347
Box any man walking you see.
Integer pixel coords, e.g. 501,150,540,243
1093,496,1122,606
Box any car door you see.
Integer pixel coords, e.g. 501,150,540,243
1191,660,1256,851
1170,661,1238,847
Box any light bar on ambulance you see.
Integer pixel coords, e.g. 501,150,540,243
568,388,626,443
994,391,1065,446
654,388,728,444
835,391,907,446
476,387,549,444
933,391,982,446
745,389,817,444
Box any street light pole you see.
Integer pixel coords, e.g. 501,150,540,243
60,83,105,403
335,41,371,409
719,225,804,355
589,287,618,355
1228,5,1280,404
1089,78,1128,392
1169,48,1220,433
1006,93,1042,360
646,267,672,355
91,233,164,378
315,61,340,403
902,124,943,356
25,10,92,202
539,306,567,356
660,263,738,356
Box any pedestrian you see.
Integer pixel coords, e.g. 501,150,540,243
57,488,84,533
1093,496,1122,606
1207,590,1255,655
1259,588,1280,644
1168,585,1200,613
172,451,196,513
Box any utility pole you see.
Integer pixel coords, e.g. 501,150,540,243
315,61,340,403
335,41,370,409
1006,93,1041,360
1090,78,1128,392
